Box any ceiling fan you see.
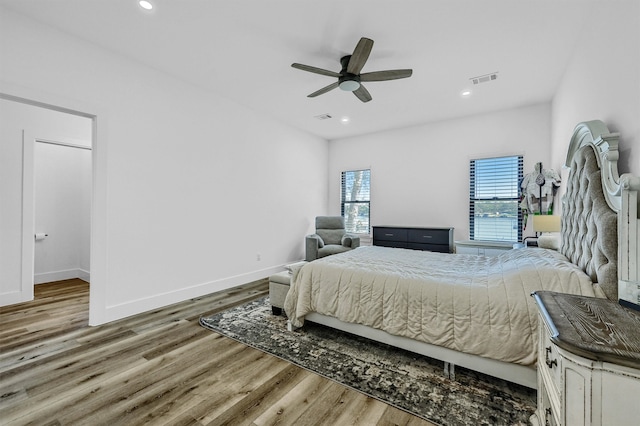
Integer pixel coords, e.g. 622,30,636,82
291,37,412,103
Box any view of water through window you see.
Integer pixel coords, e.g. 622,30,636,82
470,156,523,242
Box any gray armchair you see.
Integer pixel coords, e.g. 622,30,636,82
305,216,361,261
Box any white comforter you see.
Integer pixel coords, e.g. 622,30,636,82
284,246,596,366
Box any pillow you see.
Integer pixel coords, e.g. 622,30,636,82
341,235,352,247
311,233,325,248
285,262,307,279
538,234,560,250
285,261,307,274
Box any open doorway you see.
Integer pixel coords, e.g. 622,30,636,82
34,138,92,285
0,95,94,315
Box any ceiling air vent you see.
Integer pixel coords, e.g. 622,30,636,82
314,113,333,120
471,72,498,85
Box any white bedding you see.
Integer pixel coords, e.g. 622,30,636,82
284,246,597,366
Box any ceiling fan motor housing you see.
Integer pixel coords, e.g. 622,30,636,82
339,55,361,91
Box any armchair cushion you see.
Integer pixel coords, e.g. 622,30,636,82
318,244,352,257
309,233,324,248
317,229,343,246
315,216,346,245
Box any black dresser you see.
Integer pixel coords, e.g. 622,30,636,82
372,226,454,253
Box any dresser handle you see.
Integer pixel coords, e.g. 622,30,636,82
423,235,432,238
545,407,553,426
385,233,394,237
545,347,557,368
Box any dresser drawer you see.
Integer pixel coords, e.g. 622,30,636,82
376,240,408,248
540,321,562,398
407,228,450,245
407,242,449,253
373,227,408,242
539,382,559,426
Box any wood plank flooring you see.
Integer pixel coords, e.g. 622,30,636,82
0,279,436,425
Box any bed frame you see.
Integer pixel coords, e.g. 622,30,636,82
296,120,639,389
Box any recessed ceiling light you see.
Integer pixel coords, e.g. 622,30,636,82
461,90,472,98
139,1,153,10
340,117,350,124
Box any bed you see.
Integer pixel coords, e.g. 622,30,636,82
284,120,640,389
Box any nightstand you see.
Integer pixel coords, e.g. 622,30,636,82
531,291,640,426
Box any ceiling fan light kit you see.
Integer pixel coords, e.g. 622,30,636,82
339,79,360,91
292,37,412,103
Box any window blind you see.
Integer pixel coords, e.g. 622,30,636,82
341,169,371,234
469,156,523,242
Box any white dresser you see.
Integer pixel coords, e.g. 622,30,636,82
531,291,640,426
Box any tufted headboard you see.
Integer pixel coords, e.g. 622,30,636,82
561,143,618,299
560,121,640,303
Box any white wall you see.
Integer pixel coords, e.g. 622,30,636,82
0,98,92,304
328,1,640,244
329,103,552,242
0,8,328,323
551,0,640,178
34,141,92,284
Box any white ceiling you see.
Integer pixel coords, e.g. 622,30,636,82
1,0,604,140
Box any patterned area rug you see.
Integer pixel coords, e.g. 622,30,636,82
200,297,536,426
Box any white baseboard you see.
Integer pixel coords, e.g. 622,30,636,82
78,269,90,283
35,268,89,285
1,269,89,307
94,265,282,325
0,290,33,306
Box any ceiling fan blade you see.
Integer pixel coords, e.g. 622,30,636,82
308,81,339,98
291,63,341,78
353,84,372,103
347,37,374,74
360,69,413,82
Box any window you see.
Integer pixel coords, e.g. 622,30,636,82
469,155,523,242
341,169,370,234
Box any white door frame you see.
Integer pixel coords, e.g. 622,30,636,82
1,86,106,324
28,136,92,286
21,128,94,304
20,130,36,303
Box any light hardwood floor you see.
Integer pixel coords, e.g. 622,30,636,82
0,279,436,425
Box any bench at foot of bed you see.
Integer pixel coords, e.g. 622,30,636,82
268,271,291,316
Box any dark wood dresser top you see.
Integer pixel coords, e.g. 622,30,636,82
532,291,640,369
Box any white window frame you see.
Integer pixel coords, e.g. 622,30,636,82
469,155,523,242
341,169,371,234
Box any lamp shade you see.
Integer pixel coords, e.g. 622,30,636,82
532,215,561,233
